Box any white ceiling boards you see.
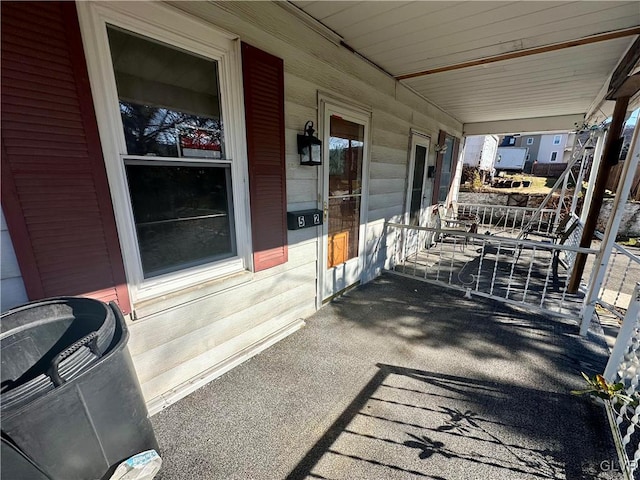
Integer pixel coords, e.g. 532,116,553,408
291,1,640,127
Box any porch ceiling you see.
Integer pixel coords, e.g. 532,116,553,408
290,1,640,128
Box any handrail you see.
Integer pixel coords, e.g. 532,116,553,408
458,203,551,214
385,221,598,321
386,222,598,255
594,231,640,262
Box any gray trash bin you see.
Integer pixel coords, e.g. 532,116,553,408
1,297,159,480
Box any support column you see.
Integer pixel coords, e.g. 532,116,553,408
603,282,640,381
568,96,630,293
569,142,592,217
579,117,640,336
580,131,606,224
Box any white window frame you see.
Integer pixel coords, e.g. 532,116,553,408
553,135,562,145
526,137,534,145
77,2,251,303
550,151,559,162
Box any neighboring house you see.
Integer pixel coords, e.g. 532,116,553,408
494,132,577,174
462,135,499,171
515,133,576,164
515,135,542,164
0,2,462,412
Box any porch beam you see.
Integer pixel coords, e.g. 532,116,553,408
606,37,640,100
463,114,585,136
396,27,640,81
568,95,630,294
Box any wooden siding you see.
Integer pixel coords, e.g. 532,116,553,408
73,1,462,404
606,162,640,202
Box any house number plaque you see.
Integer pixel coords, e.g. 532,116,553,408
287,209,323,230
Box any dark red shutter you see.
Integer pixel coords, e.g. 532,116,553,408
241,42,288,271
1,2,131,313
432,130,447,205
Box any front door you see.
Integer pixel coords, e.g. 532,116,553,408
321,103,370,301
404,132,433,253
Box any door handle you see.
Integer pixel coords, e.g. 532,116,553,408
323,201,328,221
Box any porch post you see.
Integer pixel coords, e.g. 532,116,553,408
580,131,606,224
449,136,466,205
603,282,640,382
554,164,571,226
569,142,591,217
569,95,630,293
579,118,640,336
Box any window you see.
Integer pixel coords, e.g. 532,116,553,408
106,26,236,279
553,135,562,145
526,137,534,145
76,0,260,302
550,151,558,162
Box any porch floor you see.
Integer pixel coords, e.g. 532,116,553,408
152,274,618,480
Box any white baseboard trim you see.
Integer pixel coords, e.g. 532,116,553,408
146,318,306,416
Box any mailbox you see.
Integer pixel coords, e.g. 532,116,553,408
287,209,323,230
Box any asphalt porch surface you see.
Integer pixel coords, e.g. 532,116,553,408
152,274,619,479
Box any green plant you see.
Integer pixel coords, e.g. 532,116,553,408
470,170,483,192
619,237,639,247
571,372,637,406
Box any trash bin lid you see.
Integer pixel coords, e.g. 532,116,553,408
1,297,116,413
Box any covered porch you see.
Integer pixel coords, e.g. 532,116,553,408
152,275,615,479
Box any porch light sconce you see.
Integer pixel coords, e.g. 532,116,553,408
298,121,322,166
434,143,448,154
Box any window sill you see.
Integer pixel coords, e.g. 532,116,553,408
132,268,253,320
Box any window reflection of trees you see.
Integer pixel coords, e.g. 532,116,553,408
329,137,348,175
120,101,222,157
329,137,363,197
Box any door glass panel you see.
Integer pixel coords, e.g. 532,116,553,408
409,145,427,225
328,115,364,268
438,136,456,202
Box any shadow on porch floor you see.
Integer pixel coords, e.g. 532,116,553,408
152,274,619,479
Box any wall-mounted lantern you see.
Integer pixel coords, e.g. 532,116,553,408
298,121,322,166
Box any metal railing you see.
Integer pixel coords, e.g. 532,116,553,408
594,232,640,320
457,203,556,237
386,222,598,321
603,283,640,480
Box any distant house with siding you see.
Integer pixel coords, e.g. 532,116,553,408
515,133,576,164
